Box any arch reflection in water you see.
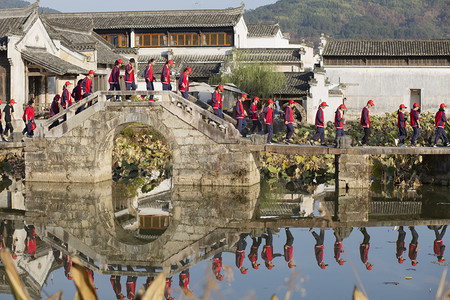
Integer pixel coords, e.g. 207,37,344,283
0,181,447,299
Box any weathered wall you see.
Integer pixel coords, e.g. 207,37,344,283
335,154,371,189
324,66,450,120
25,102,260,186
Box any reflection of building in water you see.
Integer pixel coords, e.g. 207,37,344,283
0,179,25,211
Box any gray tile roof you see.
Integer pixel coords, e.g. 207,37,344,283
247,24,280,37
236,48,301,63
43,5,244,30
22,48,88,75
0,2,40,37
323,39,450,57
274,72,312,96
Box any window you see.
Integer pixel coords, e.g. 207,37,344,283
135,33,167,47
101,34,129,48
202,32,233,46
169,33,200,47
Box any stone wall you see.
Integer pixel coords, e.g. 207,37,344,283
25,98,260,187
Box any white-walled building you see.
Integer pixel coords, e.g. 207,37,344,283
320,37,450,120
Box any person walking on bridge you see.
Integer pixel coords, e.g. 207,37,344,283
284,228,296,269
334,104,346,146
82,70,95,99
262,228,282,270
361,100,374,146
235,94,248,135
2,99,16,141
110,274,124,300
161,60,173,91
125,59,136,101
263,99,275,144
433,103,449,147
211,85,224,119
408,226,419,266
249,97,262,134
395,226,407,264
359,227,373,270
178,67,192,100
144,59,157,101
410,103,421,147
395,104,408,147
432,225,447,263
310,102,328,146
310,228,328,269
285,100,295,144
61,81,73,109
248,236,261,269
108,59,123,102
22,99,35,138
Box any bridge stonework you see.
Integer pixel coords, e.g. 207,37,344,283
24,92,260,186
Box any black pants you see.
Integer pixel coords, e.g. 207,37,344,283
362,127,371,145
286,123,294,141
312,229,324,245
4,122,13,136
263,228,273,246
361,227,370,244
250,120,262,134
410,227,419,244
146,81,154,100
434,225,447,240
411,127,420,145
285,228,294,246
398,127,407,144
108,83,121,101
398,226,406,243
237,234,248,251
162,83,172,91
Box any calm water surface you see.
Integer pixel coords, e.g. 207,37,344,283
0,180,448,300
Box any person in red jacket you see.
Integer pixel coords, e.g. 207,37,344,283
432,225,447,263
333,229,346,266
72,79,83,103
263,99,275,144
82,70,95,99
249,97,262,134
61,81,73,109
395,104,408,147
179,269,193,297
212,251,224,281
63,254,72,280
408,226,419,266
433,103,449,147
235,233,248,274
211,85,224,119
284,228,296,268
22,99,35,138
110,275,124,300
359,227,373,270
262,228,282,270
410,103,421,147
310,102,328,146
178,67,192,99
396,226,406,264
161,60,174,91
164,277,174,300
126,275,137,300
248,236,261,269
50,95,60,117
310,228,328,269
235,94,247,134
334,104,346,146
125,59,136,101
361,100,374,145
285,100,295,144
144,58,156,101
108,59,123,102
25,225,37,258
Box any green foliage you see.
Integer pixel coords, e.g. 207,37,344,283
244,0,449,41
209,51,286,99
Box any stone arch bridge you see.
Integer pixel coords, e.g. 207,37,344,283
25,91,260,186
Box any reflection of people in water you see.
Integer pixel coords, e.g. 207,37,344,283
12,224,27,259
284,228,296,268
179,269,193,297
333,230,346,266
310,228,328,269
248,237,261,269
51,247,63,264
433,225,447,263
110,274,124,300
0,220,14,250
165,277,174,300
408,226,419,266
235,233,248,274
212,243,224,281
126,275,137,300
63,254,72,280
25,225,37,259
262,228,282,270
86,267,94,284
396,226,407,264
359,227,373,270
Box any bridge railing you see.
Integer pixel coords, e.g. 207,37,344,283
36,90,242,143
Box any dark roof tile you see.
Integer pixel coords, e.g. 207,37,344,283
274,72,312,96
236,48,301,63
22,48,88,75
247,24,280,37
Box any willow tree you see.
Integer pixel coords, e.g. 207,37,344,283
209,51,286,99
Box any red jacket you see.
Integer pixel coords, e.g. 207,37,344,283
315,244,324,265
61,88,72,108
263,106,274,125
262,245,273,263
435,110,447,128
315,107,324,127
434,240,445,256
248,246,258,263
144,64,155,82
409,243,418,260
125,63,135,84
178,72,189,92
285,106,293,124
81,77,92,95
212,257,222,275
23,106,34,121
398,111,407,128
284,245,293,262
410,109,420,127
235,100,245,119
334,241,343,261
235,250,245,268
249,103,259,121
211,90,222,109
361,107,370,128
360,243,370,263
335,110,344,129
161,64,171,84
109,65,120,84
